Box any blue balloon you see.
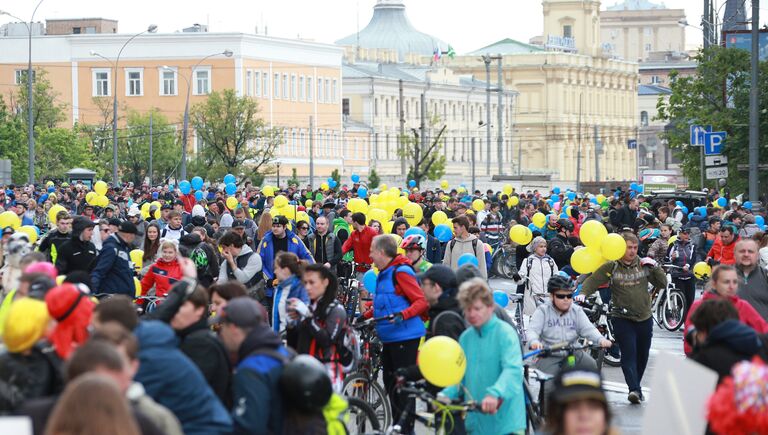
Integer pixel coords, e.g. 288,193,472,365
567,192,576,201
717,197,727,207
561,212,568,219
756,215,765,227
362,270,378,293
676,201,683,208
528,223,539,232
493,291,509,308
630,182,639,191
357,187,368,199
179,180,191,195
225,183,237,195
590,198,598,205
744,201,753,210
408,180,416,188
552,187,561,195
404,227,426,240
698,207,707,217
39,194,48,203
681,206,688,215
434,224,453,243
351,174,360,183
329,180,338,189
47,186,55,193
457,253,479,268
327,177,334,183
194,191,204,201
191,176,204,190
127,199,133,207
223,174,236,184
688,212,693,220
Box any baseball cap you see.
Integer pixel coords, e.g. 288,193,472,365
272,215,289,226
173,199,184,206
232,219,245,229
108,218,122,227
418,265,457,290
208,297,264,328
161,203,173,210
118,221,138,234
549,366,607,405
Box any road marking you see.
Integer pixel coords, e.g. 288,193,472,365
602,380,650,396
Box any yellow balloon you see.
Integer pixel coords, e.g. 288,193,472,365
418,336,466,387
46,181,54,187
440,180,449,189
320,182,329,191
503,184,514,195
668,235,678,246
271,205,284,217
601,233,627,261
85,192,98,205
130,249,144,271
580,220,608,248
431,210,448,226
379,183,388,191
397,195,409,208
141,202,151,214
509,224,533,245
383,220,394,234
402,202,423,227
532,212,546,228
282,206,296,221
263,186,275,197
297,211,310,224
274,195,289,208
472,199,485,212
94,180,108,196
693,261,712,280
18,225,38,244
596,194,606,204
347,198,367,213
368,208,389,224
47,205,66,225
571,247,605,274
97,195,109,208
509,196,520,207
305,199,313,208
134,277,142,298
226,197,238,210
0,211,21,230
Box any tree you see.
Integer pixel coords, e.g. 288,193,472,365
657,46,768,193
13,69,66,131
0,97,26,182
190,89,282,182
35,127,96,181
368,169,380,189
398,124,447,188
79,97,117,177
330,169,341,185
119,110,181,186
287,168,300,187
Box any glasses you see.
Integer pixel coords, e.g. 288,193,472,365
298,226,308,231
553,293,574,300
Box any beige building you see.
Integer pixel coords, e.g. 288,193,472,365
638,84,679,171
600,0,686,62
46,18,118,35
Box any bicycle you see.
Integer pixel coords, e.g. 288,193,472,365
135,295,165,315
345,396,382,435
342,316,392,430
650,264,687,332
490,226,517,279
338,260,370,318
578,294,621,368
505,292,527,344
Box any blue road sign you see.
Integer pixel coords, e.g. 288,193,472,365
704,131,726,155
627,139,637,150
689,125,712,146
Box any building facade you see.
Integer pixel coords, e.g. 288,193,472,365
600,0,686,62
638,84,679,171
46,18,118,35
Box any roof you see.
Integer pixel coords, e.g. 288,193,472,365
66,168,96,175
336,0,450,61
342,61,492,90
638,84,672,96
639,61,697,70
467,38,544,56
605,0,667,11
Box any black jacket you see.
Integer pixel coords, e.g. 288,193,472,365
691,319,768,382
0,341,63,413
37,229,71,263
424,233,443,265
547,234,574,269
55,236,97,275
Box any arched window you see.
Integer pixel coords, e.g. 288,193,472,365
640,111,649,127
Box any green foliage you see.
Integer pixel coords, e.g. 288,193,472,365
35,126,96,181
0,97,26,183
330,169,341,184
287,168,300,187
14,69,66,130
119,110,181,186
368,169,380,189
657,46,768,193
78,97,115,179
190,89,281,182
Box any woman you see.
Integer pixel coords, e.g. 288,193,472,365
141,223,161,276
391,217,409,238
44,373,141,435
272,252,309,333
256,212,273,245
543,366,618,435
369,220,383,235
758,232,768,269
140,240,182,299
296,222,311,250
208,281,248,316
683,264,768,355
45,283,94,360
287,263,347,391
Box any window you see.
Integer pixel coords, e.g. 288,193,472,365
645,43,652,52
650,75,661,84
317,78,323,103
374,99,378,116
194,68,211,95
92,69,110,97
274,73,280,98
385,99,389,117
307,76,313,102
262,72,268,97
324,79,330,103
85,26,96,34
563,25,572,38
332,79,338,103
125,69,143,96
72,27,81,34
291,75,297,101
14,70,35,85
160,68,177,96
299,76,305,101
342,98,350,116
282,74,288,100
246,71,252,96
640,111,649,127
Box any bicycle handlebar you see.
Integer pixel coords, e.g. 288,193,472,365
523,340,600,360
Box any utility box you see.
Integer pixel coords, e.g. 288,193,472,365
66,168,96,189
0,160,11,185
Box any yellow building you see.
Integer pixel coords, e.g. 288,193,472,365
0,32,346,178
600,0,686,62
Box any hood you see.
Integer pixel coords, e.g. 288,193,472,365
384,254,413,271
452,234,478,243
192,204,206,217
180,232,202,247
430,293,460,316
219,213,233,228
71,216,95,238
237,245,254,257
707,319,762,355
134,320,178,349
237,323,283,362
190,215,207,227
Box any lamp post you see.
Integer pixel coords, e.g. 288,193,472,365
164,49,232,181
92,24,157,186
1,0,44,185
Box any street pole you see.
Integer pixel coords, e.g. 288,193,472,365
399,79,405,175
148,111,153,185
496,56,503,175
702,0,711,50
483,56,492,173
420,93,426,184
471,137,476,193
276,162,281,187
748,0,760,201
594,125,601,182
309,115,315,189
517,134,522,176
576,94,582,192
27,1,44,185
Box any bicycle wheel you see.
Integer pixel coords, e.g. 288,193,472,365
591,347,605,371
662,290,686,332
344,396,381,434
342,373,392,429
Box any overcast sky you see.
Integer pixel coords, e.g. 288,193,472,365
2,0,765,53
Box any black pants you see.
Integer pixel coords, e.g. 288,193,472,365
673,277,696,322
382,338,421,431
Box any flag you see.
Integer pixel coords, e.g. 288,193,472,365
445,45,456,59
433,48,441,62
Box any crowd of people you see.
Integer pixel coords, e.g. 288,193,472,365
0,178,765,434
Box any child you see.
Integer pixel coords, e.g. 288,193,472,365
160,211,187,241
141,240,182,298
513,236,558,315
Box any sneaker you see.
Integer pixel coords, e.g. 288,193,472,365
628,390,641,404
639,391,646,402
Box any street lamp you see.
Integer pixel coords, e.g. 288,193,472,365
92,24,157,186
1,0,45,185
164,49,233,181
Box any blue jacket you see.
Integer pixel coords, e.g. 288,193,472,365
374,259,425,343
271,275,309,332
134,321,232,435
425,233,443,264
257,230,314,296
443,315,526,435
90,233,134,296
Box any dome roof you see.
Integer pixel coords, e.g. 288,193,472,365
336,0,450,61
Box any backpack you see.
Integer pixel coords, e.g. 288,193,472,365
525,255,556,287
320,301,362,373
449,238,479,261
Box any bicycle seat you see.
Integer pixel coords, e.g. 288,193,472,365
508,294,524,302
530,369,554,382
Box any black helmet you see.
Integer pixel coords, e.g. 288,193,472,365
279,355,333,412
547,275,573,293
554,218,574,232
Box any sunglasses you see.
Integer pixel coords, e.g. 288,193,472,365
298,226,308,230
553,293,574,300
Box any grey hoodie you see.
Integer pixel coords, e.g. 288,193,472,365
527,301,603,348
442,234,487,279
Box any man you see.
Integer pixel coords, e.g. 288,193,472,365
37,211,72,263
91,221,137,296
479,203,504,251
231,220,254,250
306,215,342,269
215,297,292,435
657,206,681,232
442,215,487,279
258,215,313,306
707,225,739,266
582,232,666,404
441,278,526,434
341,212,378,279
697,216,721,260
218,231,263,292
612,198,638,231
333,209,352,244
172,199,190,226
364,234,428,424
666,228,698,320
547,218,576,269
734,238,768,320
127,207,148,249
417,219,443,264
55,216,97,275
233,207,257,242
419,264,465,342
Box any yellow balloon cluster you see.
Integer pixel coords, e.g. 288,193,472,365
0,211,20,230
418,336,466,387
508,196,520,207
570,220,625,274
263,186,275,197
18,226,38,244
347,198,368,214
274,195,289,208
502,184,514,195
94,180,108,196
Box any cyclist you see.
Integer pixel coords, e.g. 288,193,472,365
547,219,576,269
666,227,698,321
706,225,738,266
340,212,378,284
528,275,612,374
400,234,432,273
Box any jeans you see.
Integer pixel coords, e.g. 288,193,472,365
612,317,653,393
382,338,421,431
673,277,696,322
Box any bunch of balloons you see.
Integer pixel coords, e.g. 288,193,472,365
570,221,626,274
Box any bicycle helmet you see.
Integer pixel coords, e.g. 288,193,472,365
547,275,573,293
279,355,333,412
554,218,574,232
400,234,426,251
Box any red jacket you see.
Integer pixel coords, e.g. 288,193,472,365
180,193,196,214
707,236,738,265
342,225,378,270
363,255,429,321
141,258,182,298
683,291,768,355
